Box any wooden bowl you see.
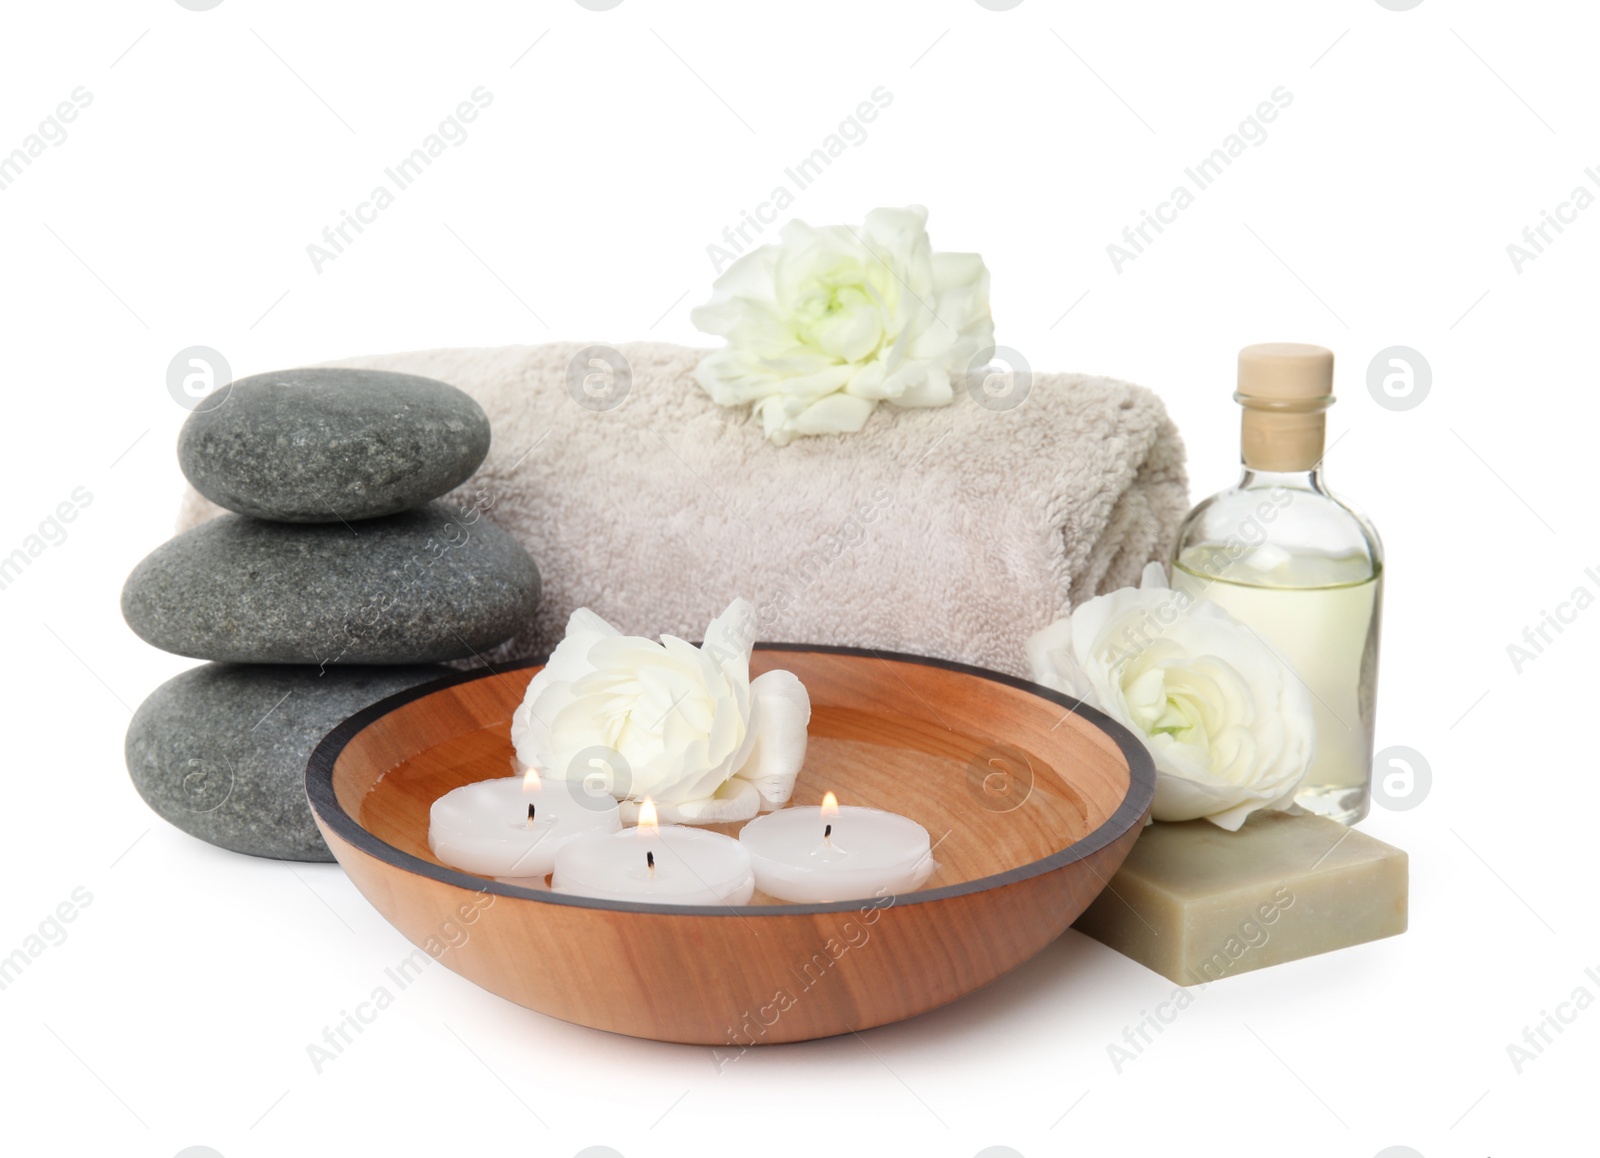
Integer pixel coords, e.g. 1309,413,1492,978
306,645,1154,1045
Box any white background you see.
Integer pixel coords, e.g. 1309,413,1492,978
0,1,1592,1155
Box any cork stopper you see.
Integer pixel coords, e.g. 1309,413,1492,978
1235,342,1334,471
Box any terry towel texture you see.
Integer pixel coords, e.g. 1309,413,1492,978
176,342,1188,679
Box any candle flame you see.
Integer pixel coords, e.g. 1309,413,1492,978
820,791,840,818
637,797,659,835
521,765,543,793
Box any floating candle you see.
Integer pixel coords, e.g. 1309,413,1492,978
739,792,935,903
428,769,621,879
552,799,755,906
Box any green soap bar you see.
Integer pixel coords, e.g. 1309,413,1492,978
1072,810,1408,985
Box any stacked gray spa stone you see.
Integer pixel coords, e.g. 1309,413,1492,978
122,368,541,861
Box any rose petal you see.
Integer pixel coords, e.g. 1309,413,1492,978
701,598,757,669
787,392,876,438
735,669,812,808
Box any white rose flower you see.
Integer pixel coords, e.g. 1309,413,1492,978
1025,563,1315,831
691,205,994,445
511,599,811,824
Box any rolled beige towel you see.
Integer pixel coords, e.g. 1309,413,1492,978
176,342,1188,678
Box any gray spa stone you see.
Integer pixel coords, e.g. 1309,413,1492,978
121,502,540,664
177,367,491,522
126,662,452,861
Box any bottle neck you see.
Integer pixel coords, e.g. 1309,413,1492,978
1237,465,1327,494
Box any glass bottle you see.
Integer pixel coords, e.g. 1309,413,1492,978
1169,343,1382,825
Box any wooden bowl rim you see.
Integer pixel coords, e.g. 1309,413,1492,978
306,643,1156,918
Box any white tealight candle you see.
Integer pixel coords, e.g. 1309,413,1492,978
552,800,755,906
739,792,935,903
429,771,621,879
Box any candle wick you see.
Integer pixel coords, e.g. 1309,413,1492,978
824,823,832,839
526,803,536,828
646,849,656,880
